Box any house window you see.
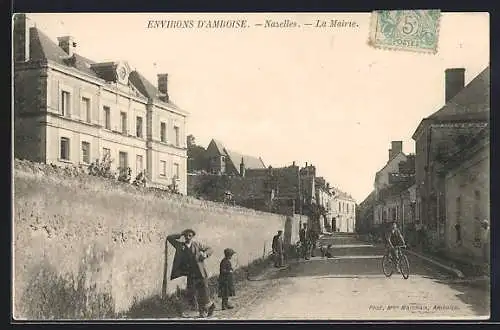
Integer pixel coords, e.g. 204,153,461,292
160,122,166,142
136,116,143,138
60,90,71,116
174,126,180,147
103,106,111,129
60,137,70,160
119,151,128,171
173,162,180,179
120,112,127,134
81,97,91,123
160,160,166,176
81,141,91,164
136,155,143,172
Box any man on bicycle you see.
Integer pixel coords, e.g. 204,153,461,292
385,222,406,262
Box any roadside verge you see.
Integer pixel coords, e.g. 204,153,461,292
406,249,465,278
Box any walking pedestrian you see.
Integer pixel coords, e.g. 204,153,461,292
307,227,319,258
299,223,308,259
272,230,285,267
218,248,236,310
167,229,216,318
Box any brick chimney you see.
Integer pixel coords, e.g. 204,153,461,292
13,14,33,62
392,141,403,154
445,68,465,103
57,36,77,57
240,157,245,177
157,74,169,102
388,141,403,160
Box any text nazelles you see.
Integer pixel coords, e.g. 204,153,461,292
147,19,300,29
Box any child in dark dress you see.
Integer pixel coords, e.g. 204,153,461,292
218,248,236,310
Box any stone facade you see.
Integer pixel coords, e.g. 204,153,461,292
13,14,189,194
356,191,375,233
412,67,489,247
373,141,409,227
444,130,489,261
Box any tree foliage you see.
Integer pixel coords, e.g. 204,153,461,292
187,134,209,173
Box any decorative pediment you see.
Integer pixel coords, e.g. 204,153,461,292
90,61,131,84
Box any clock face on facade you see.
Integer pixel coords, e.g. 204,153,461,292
117,65,128,82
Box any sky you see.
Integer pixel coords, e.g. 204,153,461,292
24,12,489,203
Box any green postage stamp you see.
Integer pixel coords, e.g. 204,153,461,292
369,10,441,53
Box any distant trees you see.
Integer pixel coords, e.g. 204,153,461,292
187,134,209,173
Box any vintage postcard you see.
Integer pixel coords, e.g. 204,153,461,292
12,12,490,321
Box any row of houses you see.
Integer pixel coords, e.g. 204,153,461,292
13,14,357,234
358,65,490,263
13,14,189,194
188,139,357,233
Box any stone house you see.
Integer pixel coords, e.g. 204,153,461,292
356,190,375,234
205,139,266,176
411,66,490,248
13,14,189,194
331,188,356,233
373,141,408,227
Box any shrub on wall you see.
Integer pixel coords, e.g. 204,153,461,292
14,159,287,319
88,154,116,180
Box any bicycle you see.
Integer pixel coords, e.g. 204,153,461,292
382,245,410,279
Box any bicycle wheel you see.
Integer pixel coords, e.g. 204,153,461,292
382,254,394,277
399,254,410,279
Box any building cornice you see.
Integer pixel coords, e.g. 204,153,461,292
151,101,189,117
16,59,189,118
429,122,489,129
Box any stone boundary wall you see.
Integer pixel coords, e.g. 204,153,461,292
13,159,287,319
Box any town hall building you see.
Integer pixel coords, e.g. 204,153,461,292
13,14,189,194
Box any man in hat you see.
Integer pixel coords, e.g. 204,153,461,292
167,229,216,318
272,230,285,267
299,223,308,259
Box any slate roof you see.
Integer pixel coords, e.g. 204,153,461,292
30,27,100,78
331,187,355,202
375,151,407,179
25,25,182,110
412,66,490,139
210,139,266,174
431,66,490,119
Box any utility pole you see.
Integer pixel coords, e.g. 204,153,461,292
298,164,302,216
